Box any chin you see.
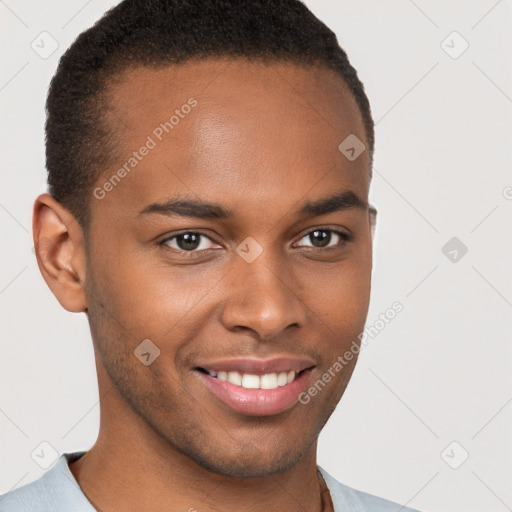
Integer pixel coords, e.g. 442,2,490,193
175,437,312,478
192,452,301,478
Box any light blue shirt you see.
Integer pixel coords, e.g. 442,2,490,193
0,452,423,511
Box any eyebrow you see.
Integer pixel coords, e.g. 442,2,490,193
138,189,369,220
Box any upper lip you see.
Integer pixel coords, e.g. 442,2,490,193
196,357,316,375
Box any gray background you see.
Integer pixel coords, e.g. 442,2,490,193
1,1,511,511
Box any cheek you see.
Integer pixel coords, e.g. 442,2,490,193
302,255,372,327
87,250,231,364
335,269,371,327
88,248,202,325
87,227,372,346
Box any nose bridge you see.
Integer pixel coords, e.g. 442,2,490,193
220,242,306,338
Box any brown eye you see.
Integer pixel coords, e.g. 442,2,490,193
296,228,352,249
160,232,219,253
175,233,201,250
308,230,331,248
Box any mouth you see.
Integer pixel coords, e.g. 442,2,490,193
195,367,309,389
193,358,316,416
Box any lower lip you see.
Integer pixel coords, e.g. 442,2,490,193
196,369,313,416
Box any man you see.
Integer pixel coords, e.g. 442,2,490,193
0,0,423,511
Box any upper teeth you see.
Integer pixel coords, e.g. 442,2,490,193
207,370,297,389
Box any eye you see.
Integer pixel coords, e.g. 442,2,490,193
294,228,352,249
158,227,352,258
160,231,220,254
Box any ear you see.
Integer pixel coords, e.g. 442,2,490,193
369,204,377,243
32,193,88,313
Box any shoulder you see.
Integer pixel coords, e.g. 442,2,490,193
318,466,425,512
0,466,60,512
0,452,93,512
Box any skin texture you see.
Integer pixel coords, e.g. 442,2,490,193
33,58,375,512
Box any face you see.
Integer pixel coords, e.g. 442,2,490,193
84,59,373,477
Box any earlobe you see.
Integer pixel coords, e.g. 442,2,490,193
33,193,88,313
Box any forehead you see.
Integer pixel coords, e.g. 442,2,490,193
95,59,370,222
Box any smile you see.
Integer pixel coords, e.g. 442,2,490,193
194,358,315,416
201,369,299,389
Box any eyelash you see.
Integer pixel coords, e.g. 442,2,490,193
158,227,353,258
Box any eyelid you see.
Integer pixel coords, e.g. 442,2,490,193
159,229,222,248
296,224,351,238
293,226,352,247
158,225,352,254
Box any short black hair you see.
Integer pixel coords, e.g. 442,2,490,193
46,0,375,230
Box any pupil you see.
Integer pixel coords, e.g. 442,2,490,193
311,230,330,247
177,233,200,250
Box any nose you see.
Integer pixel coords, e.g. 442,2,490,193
220,251,308,340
